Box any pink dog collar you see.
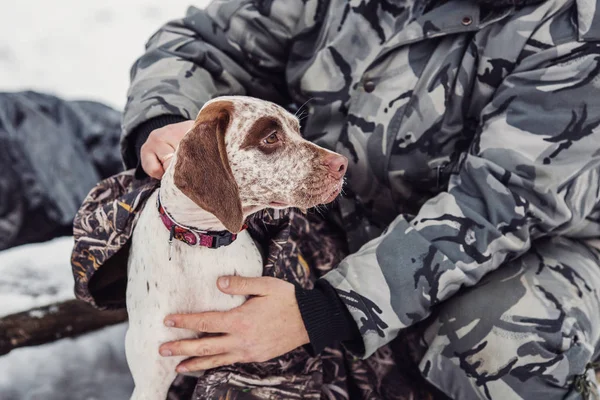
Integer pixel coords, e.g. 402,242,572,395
157,192,245,253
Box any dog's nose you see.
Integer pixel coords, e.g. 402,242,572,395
323,154,348,179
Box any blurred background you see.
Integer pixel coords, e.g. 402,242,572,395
0,0,198,109
0,1,207,399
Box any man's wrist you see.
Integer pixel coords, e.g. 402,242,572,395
295,279,364,355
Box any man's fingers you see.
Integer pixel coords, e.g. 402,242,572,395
140,150,165,179
176,354,240,373
159,335,232,358
217,276,279,296
164,311,234,333
157,151,174,170
158,152,174,163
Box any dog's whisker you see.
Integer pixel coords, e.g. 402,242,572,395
294,97,315,118
315,206,325,217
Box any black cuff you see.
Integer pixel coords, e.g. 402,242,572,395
295,279,363,355
127,115,189,178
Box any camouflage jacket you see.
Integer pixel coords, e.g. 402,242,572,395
122,0,600,357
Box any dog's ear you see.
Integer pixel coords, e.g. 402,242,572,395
173,101,244,233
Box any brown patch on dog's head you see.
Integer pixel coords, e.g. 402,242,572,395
173,100,244,233
240,116,283,155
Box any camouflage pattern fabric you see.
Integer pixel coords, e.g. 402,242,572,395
188,210,444,400
71,172,445,399
71,170,157,308
72,173,600,398
419,236,600,399
118,0,600,398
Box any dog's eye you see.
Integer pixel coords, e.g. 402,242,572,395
264,132,279,145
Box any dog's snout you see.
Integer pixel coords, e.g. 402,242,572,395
323,154,348,179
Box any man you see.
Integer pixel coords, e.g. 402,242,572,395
121,0,600,398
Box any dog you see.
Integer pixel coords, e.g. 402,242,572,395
125,96,348,399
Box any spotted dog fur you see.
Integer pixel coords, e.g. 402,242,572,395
220,97,346,212
125,96,347,400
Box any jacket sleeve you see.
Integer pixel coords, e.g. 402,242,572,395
322,38,600,357
121,0,317,168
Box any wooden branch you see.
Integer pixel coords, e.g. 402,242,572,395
0,299,127,356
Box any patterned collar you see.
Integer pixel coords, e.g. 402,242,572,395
157,192,244,255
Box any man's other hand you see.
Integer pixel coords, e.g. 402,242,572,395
140,120,194,179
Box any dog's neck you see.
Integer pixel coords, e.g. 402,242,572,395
159,163,261,232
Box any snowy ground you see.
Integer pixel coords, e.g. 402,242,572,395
0,1,208,399
0,237,75,317
0,238,133,400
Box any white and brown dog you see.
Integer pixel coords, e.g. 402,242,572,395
125,96,348,399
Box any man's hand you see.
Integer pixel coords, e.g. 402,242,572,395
158,276,309,372
140,120,194,179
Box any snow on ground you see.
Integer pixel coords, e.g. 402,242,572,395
0,237,75,317
0,1,208,398
0,325,132,400
0,238,133,400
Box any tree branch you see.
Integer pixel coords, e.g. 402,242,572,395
0,299,127,356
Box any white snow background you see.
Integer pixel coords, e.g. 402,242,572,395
0,1,208,399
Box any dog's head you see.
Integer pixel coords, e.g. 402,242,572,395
172,96,348,233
